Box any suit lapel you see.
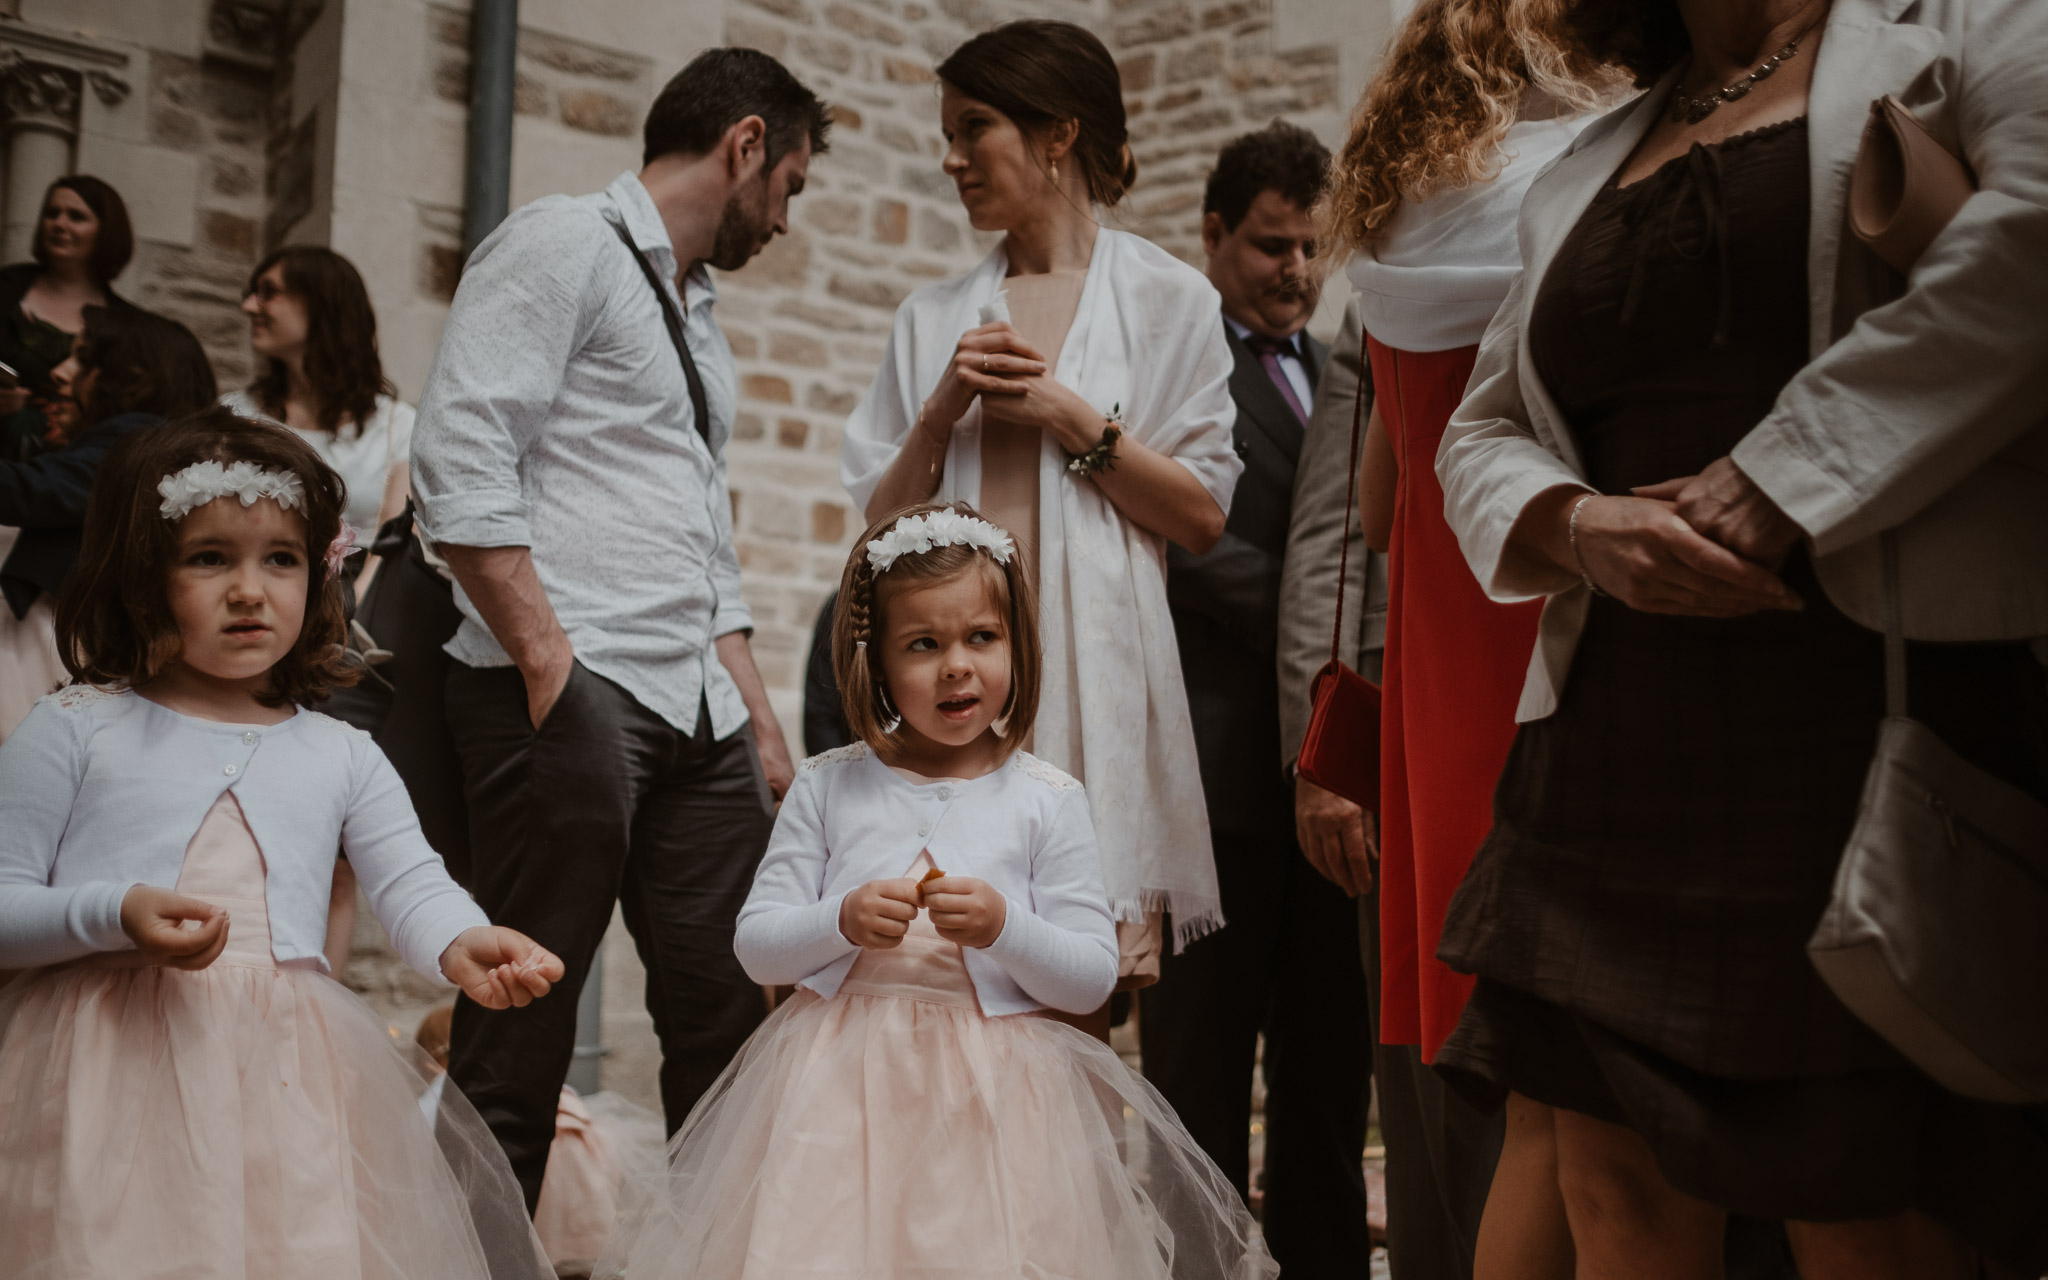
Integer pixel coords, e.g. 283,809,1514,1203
1301,331,1328,396
1805,0,1940,351
1224,327,1306,466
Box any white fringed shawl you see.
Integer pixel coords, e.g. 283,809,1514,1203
840,228,1242,946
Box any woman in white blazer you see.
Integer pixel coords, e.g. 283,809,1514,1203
1427,0,2048,1275
841,21,1241,1014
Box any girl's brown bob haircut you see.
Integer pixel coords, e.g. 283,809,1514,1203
832,501,1041,751
56,405,358,708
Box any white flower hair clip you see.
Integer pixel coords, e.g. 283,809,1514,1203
864,509,1015,573
157,460,306,522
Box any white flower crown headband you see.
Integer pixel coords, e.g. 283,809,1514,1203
864,509,1015,574
157,460,306,522
157,460,359,575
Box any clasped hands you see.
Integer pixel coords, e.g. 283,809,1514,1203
839,872,1006,950
1556,456,1807,618
119,884,564,1010
922,324,1100,454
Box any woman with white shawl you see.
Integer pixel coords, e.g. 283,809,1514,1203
840,20,1241,1010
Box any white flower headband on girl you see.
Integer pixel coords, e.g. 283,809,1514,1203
864,509,1015,574
156,460,359,575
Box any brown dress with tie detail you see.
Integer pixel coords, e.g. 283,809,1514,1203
1432,119,2048,1266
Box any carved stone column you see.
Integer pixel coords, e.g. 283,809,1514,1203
0,51,81,264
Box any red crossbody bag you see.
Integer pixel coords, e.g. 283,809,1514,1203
1293,323,1383,811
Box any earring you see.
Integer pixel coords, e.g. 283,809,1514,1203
1050,160,1059,186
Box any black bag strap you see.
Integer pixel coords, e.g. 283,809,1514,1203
608,218,711,446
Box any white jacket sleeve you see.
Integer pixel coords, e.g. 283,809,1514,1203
1436,270,1593,602
340,739,489,985
980,788,1118,1014
734,768,859,985
1732,7,2048,553
0,701,138,968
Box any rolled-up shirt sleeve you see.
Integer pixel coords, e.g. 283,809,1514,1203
708,454,755,639
411,206,604,551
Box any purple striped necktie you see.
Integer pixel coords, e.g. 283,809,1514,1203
1243,333,1308,424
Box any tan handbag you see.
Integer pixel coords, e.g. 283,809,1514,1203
1806,537,2048,1103
1846,95,1976,273
1806,99,2048,1104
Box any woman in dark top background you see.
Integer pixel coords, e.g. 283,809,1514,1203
0,306,213,738
1431,0,2048,1276
0,176,136,459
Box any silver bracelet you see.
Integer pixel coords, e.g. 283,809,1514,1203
1568,494,1611,598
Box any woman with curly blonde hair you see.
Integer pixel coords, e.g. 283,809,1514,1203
1319,4,1618,1278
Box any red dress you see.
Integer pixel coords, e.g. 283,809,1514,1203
1370,336,1542,1061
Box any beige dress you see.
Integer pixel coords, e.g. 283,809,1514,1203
595,848,1276,1280
0,792,550,1279
978,273,1164,986
977,269,1086,570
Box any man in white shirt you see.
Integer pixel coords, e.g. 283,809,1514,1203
410,48,826,1209
1146,121,1376,1277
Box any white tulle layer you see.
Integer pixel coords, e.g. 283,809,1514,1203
0,960,552,1280
596,985,1278,1280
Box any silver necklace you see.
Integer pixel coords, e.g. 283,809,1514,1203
1668,34,1808,125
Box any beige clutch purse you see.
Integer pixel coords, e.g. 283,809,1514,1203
1846,95,1975,273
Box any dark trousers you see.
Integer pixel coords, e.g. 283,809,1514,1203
444,659,774,1209
1140,823,1375,1278
1361,892,1505,1280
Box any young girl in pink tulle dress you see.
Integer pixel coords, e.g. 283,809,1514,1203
0,407,564,1279
597,502,1275,1280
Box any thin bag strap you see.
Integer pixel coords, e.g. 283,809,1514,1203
1328,322,1371,668
608,218,712,446
1881,529,1907,719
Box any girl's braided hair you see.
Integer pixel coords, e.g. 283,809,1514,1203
831,501,1040,749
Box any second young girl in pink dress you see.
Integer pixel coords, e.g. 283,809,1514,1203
598,502,1273,1279
0,407,563,1278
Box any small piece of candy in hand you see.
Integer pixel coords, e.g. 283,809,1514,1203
920,867,946,886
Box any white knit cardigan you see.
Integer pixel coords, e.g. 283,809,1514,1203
0,686,487,978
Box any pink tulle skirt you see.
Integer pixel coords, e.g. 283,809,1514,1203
597,918,1276,1280
0,792,549,1280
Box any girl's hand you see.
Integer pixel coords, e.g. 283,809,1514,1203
978,374,1104,454
441,926,564,1009
922,324,1047,435
839,877,921,949
922,875,1007,949
120,885,230,970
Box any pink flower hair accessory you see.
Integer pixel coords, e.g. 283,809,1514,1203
325,523,360,576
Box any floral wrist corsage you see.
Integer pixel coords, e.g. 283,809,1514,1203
1064,404,1124,477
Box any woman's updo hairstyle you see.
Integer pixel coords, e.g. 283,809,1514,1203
937,20,1138,208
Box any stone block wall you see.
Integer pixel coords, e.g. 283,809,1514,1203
1111,0,1343,265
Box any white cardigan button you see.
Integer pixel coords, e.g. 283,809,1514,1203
242,732,258,745
938,787,953,801
223,764,239,777
918,822,930,836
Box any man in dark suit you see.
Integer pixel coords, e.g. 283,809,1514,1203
1143,121,1374,1277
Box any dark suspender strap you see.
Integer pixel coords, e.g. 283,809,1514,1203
609,218,711,446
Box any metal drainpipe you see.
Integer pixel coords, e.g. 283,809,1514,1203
461,0,520,259
460,0,609,1096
